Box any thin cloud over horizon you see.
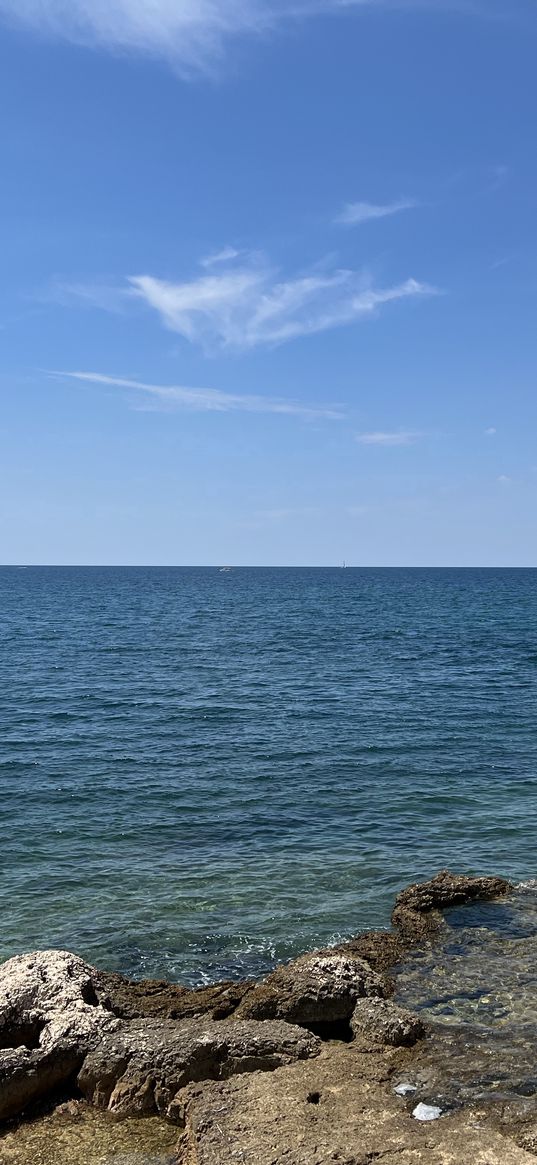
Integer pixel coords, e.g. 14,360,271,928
356,430,421,446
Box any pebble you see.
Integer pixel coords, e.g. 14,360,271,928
394,1083,417,1096
412,1103,443,1122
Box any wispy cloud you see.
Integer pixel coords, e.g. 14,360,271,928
127,253,435,350
44,279,128,314
201,246,241,268
0,0,513,74
255,506,324,521
485,426,497,436
52,370,344,420
336,199,418,226
0,0,372,74
356,430,421,446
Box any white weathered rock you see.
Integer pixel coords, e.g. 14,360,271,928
0,949,119,1120
394,1081,418,1096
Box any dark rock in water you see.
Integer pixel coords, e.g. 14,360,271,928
391,869,513,941
92,971,253,1022
234,951,386,1023
351,997,426,1047
77,1016,320,1120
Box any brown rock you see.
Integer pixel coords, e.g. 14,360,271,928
351,997,426,1047
235,951,386,1025
92,970,253,1021
174,1042,536,1165
391,869,513,941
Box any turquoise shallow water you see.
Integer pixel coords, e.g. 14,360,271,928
1,566,537,984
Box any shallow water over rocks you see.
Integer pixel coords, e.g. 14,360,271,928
394,884,537,1110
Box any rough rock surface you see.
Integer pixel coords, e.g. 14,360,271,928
174,1043,536,1165
391,869,513,941
351,997,426,1047
0,951,119,1121
235,951,386,1024
77,1016,320,1119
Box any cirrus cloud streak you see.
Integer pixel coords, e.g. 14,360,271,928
52,369,344,420
356,430,421,446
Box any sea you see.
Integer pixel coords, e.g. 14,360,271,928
1,566,536,986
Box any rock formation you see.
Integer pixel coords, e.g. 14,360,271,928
1,870,529,1165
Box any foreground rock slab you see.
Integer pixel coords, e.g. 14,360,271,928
78,1016,320,1119
175,1043,537,1165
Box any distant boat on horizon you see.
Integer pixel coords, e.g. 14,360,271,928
219,566,232,572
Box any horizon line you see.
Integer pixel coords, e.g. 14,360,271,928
2,564,536,571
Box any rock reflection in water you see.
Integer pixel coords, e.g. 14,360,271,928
394,884,537,1107
0,1103,178,1165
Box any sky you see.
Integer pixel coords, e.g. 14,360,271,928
0,0,536,565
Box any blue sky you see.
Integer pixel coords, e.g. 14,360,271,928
1,0,536,565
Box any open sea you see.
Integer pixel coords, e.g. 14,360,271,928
1,566,537,986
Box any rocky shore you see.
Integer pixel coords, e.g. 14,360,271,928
3,871,537,1164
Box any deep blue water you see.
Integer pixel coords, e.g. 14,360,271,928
1,567,536,985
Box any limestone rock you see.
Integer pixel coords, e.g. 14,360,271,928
77,1016,321,1120
235,951,386,1024
351,997,426,1047
0,950,119,1121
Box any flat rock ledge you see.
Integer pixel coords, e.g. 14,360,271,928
0,870,520,1164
